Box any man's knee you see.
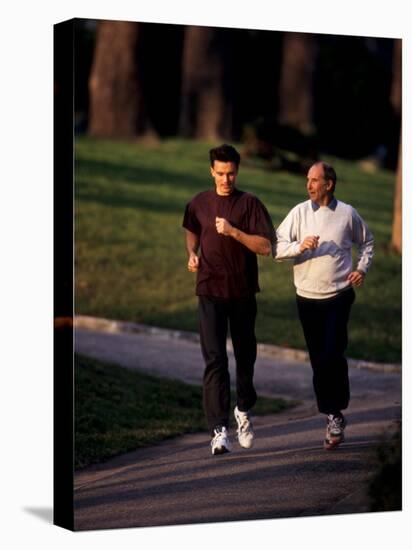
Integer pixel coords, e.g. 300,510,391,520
203,352,229,373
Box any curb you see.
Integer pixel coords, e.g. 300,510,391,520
74,315,401,374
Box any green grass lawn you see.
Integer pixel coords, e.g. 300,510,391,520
75,137,401,363
75,354,294,469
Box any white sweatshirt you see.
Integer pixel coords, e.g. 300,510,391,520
274,198,374,299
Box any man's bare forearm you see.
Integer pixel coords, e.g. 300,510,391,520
185,230,200,255
185,230,200,272
215,217,271,255
229,227,271,256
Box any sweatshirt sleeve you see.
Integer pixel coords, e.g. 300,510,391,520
352,208,374,274
273,207,302,261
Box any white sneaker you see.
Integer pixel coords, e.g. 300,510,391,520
234,406,254,449
211,427,231,455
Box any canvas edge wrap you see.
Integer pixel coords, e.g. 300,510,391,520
53,18,75,531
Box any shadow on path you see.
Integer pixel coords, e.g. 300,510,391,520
74,399,400,530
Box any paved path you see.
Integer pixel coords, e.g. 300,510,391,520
74,324,401,530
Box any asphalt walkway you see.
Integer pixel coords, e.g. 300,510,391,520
73,316,401,530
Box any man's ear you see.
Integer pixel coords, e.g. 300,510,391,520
210,166,215,177
325,179,334,192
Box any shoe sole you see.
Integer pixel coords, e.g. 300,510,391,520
238,438,253,449
324,435,344,450
212,446,230,455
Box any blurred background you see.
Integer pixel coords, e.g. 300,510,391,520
70,18,402,364
75,19,401,169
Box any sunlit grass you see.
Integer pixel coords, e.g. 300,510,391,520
75,137,401,362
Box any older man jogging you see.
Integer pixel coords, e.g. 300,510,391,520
274,161,374,449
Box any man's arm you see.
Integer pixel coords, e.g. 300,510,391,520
347,270,365,286
273,208,305,260
347,209,374,286
215,217,271,256
185,229,200,272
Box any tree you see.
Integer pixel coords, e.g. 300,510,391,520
391,137,402,253
390,40,402,253
88,21,155,139
278,32,317,135
179,25,230,140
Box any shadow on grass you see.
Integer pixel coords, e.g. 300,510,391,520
75,157,308,218
76,156,207,198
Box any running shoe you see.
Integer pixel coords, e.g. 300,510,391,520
234,406,254,449
211,426,232,455
324,413,346,450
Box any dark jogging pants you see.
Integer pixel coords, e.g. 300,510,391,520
198,295,258,435
296,287,355,415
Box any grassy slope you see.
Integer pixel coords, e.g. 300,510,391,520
75,137,401,363
75,354,293,469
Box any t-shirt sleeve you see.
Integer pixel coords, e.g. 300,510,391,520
248,197,276,242
182,201,201,235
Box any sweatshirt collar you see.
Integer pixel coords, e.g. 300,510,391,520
311,197,337,212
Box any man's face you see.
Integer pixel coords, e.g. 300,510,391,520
211,161,238,196
306,164,333,206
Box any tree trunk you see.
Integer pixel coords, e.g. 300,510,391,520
278,32,317,135
88,21,153,138
179,26,229,140
391,136,402,253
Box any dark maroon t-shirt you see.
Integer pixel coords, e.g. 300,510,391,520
182,188,273,298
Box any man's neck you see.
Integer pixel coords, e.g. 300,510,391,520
316,194,334,207
215,188,235,197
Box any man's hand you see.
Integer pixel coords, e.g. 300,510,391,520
215,217,233,236
347,270,365,287
215,216,271,255
299,235,320,252
188,253,200,272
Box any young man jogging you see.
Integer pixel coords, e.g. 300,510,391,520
183,144,274,455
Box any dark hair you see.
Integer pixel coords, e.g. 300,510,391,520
314,161,337,192
209,144,241,168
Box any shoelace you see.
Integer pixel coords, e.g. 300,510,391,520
237,414,252,433
213,430,226,441
211,428,226,444
328,415,343,431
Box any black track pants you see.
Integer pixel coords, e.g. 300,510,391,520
198,295,258,435
296,288,355,415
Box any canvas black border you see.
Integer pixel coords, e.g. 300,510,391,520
50,17,403,532
53,18,75,531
